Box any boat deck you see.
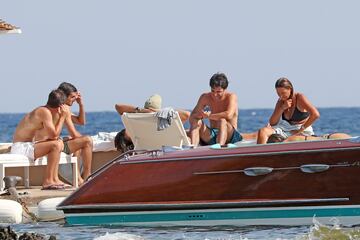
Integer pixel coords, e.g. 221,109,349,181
1,186,74,207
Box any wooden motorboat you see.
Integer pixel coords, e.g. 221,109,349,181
58,137,360,226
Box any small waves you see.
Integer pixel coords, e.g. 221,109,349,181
94,232,145,240
302,217,360,240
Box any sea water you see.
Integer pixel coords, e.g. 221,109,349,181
2,108,360,142
1,107,360,239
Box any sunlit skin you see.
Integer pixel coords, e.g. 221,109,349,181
61,89,90,185
189,85,240,146
199,87,227,119
276,87,293,111
65,92,80,106
13,95,69,188
210,87,225,101
257,83,320,144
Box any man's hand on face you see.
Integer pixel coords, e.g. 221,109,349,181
58,104,71,117
76,92,83,105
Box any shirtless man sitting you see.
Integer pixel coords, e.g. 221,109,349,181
11,89,69,190
58,82,93,185
189,72,255,146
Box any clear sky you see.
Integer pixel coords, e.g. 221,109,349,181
1,0,359,113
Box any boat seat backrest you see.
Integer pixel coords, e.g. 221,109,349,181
121,112,191,150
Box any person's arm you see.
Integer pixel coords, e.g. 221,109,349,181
71,92,86,125
176,109,191,123
115,103,153,115
269,99,287,126
291,93,320,134
189,94,208,120
207,93,238,121
40,106,67,139
65,106,82,138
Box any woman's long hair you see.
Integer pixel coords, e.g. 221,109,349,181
275,77,294,99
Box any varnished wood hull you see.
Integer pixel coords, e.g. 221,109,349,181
58,138,360,226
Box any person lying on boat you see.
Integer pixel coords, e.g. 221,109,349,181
57,82,93,185
257,77,320,144
0,20,17,30
267,133,351,143
114,94,191,152
11,89,69,190
189,72,256,147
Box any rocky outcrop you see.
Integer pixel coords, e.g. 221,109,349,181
0,226,56,240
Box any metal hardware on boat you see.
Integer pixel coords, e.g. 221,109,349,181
243,167,273,176
89,149,156,179
162,145,183,153
149,150,161,157
193,162,356,176
300,164,330,173
352,161,360,166
349,137,360,143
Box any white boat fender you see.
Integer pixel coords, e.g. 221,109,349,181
0,199,23,223
37,197,66,221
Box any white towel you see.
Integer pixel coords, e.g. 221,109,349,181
155,107,176,131
91,132,118,152
272,119,314,136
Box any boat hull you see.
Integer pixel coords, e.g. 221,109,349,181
58,138,360,226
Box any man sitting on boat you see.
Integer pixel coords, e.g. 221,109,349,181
57,82,93,185
189,72,256,146
257,77,320,144
114,94,190,152
11,89,69,190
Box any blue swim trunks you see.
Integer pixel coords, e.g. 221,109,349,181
201,127,243,145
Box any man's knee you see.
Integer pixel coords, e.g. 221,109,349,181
76,136,92,148
259,126,273,136
48,140,64,152
83,136,93,147
190,119,202,129
52,140,63,152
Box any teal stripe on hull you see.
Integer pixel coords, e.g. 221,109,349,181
66,207,360,225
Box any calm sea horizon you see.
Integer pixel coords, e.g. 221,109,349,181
1,107,360,142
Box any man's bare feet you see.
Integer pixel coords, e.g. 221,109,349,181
78,177,84,186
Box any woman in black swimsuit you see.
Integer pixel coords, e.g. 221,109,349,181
257,77,320,144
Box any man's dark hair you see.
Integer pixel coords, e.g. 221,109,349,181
209,72,229,89
267,134,286,143
114,129,134,153
47,89,66,108
58,82,77,97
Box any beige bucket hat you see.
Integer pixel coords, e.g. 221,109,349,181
144,94,162,110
